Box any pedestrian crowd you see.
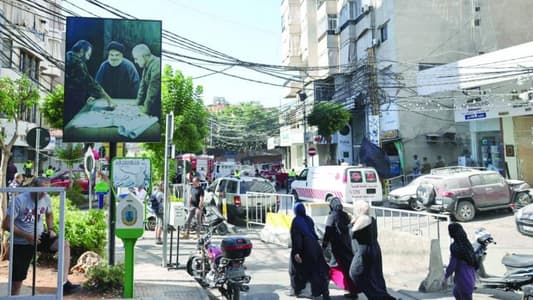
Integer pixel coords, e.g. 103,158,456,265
288,199,396,300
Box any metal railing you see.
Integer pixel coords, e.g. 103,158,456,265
383,175,406,195
244,192,294,229
370,205,451,244
0,187,66,299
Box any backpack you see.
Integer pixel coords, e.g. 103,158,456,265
150,193,163,215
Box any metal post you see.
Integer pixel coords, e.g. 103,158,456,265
35,128,40,176
109,142,117,265
162,112,174,267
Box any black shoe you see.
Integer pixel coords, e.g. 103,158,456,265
63,281,81,295
344,292,358,299
285,289,301,297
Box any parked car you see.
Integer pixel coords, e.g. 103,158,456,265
205,176,277,226
50,169,90,194
387,175,429,211
515,203,533,237
417,169,532,222
290,165,383,205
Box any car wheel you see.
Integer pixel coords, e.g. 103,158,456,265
409,198,425,211
145,217,156,231
454,201,476,222
514,192,532,210
292,190,300,202
417,184,435,206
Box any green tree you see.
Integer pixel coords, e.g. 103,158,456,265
141,66,208,180
41,84,64,129
211,102,279,151
0,76,40,258
307,101,350,164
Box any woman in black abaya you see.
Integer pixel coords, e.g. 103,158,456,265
289,202,330,300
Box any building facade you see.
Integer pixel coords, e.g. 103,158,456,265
279,0,533,177
1,0,65,174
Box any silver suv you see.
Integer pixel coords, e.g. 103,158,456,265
205,176,276,225
417,169,531,222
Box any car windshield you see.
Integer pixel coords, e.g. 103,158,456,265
239,180,275,194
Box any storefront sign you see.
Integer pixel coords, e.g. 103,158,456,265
454,97,533,122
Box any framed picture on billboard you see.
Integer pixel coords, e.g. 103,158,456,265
63,17,162,143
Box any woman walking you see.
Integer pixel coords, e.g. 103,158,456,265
322,197,359,298
289,202,330,299
444,223,477,300
350,200,395,300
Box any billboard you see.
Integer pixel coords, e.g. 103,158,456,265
63,17,162,143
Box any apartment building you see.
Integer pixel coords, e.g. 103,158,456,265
1,0,65,173
279,0,533,176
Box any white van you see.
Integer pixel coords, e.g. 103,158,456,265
290,165,383,205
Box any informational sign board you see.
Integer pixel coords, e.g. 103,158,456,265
116,194,145,232
111,158,151,190
170,203,186,227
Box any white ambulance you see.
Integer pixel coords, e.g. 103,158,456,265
290,165,383,205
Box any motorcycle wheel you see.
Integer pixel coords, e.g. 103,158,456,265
186,255,206,278
225,283,240,300
145,217,156,231
215,223,229,236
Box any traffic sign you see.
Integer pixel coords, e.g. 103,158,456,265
308,147,317,156
26,127,50,149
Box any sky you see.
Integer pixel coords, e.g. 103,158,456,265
66,0,285,108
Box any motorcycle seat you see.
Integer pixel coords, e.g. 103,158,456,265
502,254,533,268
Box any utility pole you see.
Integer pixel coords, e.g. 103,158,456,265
367,2,380,146
298,84,308,168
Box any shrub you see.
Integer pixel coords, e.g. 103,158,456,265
84,262,124,294
51,197,107,264
66,182,87,208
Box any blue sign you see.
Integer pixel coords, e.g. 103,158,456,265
465,112,486,120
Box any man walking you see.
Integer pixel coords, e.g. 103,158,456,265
132,44,161,118
2,177,80,295
182,177,204,239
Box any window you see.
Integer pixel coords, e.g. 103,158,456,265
469,175,483,186
1,38,13,68
380,22,388,42
226,180,238,193
349,171,363,183
327,14,337,31
474,18,480,26
483,174,502,185
281,16,285,32
365,171,377,182
19,50,40,81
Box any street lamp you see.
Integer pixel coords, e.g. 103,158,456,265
298,91,307,167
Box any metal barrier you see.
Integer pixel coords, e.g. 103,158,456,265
370,205,451,243
0,187,67,299
383,175,406,195
245,192,294,229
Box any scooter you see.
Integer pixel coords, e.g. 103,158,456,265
472,228,533,292
187,217,252,300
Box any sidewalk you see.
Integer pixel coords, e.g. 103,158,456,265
115,230,210,300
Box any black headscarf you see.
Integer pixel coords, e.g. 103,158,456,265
448,223,477,268
326,197,349,235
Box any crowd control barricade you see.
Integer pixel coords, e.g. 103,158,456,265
370,205,451,243
0,186,66,300
245,192,294,229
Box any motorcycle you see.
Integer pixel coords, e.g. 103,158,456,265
187,217,252,300
186,201,230,236
472,228,533,293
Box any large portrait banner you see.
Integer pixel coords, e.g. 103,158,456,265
64,17,162,143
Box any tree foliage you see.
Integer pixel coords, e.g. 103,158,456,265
41,84,64,129
0,76,40,258
211,102,278,151
307,101,350,138
141,65,208,180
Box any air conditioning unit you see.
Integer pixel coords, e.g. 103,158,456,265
361,5,370,13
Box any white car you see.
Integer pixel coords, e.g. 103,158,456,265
387,175,428,211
